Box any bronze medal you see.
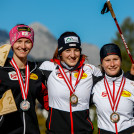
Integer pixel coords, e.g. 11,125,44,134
20,100,30,111
110,112,120,123
59,66,83,106
70,94,78,105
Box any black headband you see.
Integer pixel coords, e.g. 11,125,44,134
100,43,122,62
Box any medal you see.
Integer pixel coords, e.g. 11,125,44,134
110,112,120,123
70,94,78,105
20,100,30,111
104,76,126,132
10,59,30,111
59,66,83,105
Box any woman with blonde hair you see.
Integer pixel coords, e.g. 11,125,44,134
0,24,48,134
92,43,134,134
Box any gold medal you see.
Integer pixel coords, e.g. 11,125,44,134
20,100,30,111
110,112,120,123
70,94,78,105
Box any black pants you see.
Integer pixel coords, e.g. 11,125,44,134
98,126,134,134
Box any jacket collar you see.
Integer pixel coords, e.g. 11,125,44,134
2,58,37,73
105,70,124,82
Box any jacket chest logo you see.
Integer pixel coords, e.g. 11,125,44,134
57,73,63,79
30,73,38,80
56,72,88,79
121,90,131,97
74,72,87,79
101,90,131,98
8,71,18,80
101,91,108,97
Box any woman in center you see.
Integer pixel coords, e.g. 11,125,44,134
40,31,102,134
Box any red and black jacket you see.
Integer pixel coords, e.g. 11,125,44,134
0,58,48,134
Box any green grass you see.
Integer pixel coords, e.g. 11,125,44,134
92,115,98,134
37,111,47,134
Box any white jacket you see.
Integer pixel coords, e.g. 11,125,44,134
39,60,102,133
92,72,134,132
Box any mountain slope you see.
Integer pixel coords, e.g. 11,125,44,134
0,22,100,65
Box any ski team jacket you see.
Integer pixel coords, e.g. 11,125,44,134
39,59,102,134
0,58,48,134
92,72,134,133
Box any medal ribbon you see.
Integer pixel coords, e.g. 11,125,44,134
104,77,126,134
59,65,83,134
104,76,126,111
10,58,30,100
59,65,83,94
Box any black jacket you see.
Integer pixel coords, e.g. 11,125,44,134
0,58,48,134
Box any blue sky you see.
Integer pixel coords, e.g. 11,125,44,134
0,0,134,48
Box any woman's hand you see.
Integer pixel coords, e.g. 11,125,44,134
130,64,134,75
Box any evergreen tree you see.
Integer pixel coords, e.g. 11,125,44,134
112,17,134,72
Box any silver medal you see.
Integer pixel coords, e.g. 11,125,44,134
20,100,30,111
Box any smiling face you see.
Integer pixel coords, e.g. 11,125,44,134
12,38,33,59
102,55,121,76
60,48,81,67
